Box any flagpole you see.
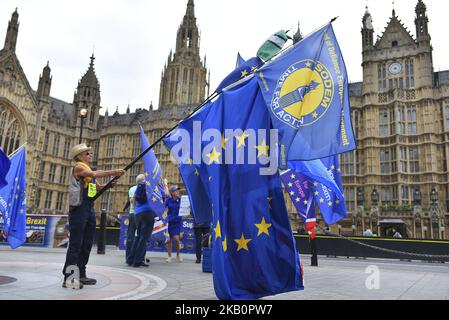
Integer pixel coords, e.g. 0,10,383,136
7,143,27,158
91,18,340,203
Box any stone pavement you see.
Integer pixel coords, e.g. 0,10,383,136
0,246,448,300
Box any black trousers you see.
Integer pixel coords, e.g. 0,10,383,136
194,226,210,261
125,214,137,265
131,210,155,266
62,204,96,280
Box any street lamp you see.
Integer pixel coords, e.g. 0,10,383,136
413,188,422,206
79,107,88,144
430,187,438,206
371,189,379,207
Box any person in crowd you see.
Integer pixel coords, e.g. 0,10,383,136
125,175,142,266
164,186,184,263
193,220,211,264
63,143,125,289
363,228,373,237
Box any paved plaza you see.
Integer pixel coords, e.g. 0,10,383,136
0,246,448,300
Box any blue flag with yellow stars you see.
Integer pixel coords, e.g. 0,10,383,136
140,127,166,220
0,147,11,189
163,107,213,224
215,56,262,93
256,23,356,168
167,76,304,300
280,170,316,225
0,145,26,249
287,155,347,225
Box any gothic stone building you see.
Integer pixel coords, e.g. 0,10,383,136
336,1,449,239
0,0,207,218
1,0,448,239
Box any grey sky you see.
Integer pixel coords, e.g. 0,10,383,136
0,0,447,114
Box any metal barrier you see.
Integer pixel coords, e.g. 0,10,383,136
295,234,449,263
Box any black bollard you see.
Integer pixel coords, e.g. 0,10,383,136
310,237,318,267
97,209,107,254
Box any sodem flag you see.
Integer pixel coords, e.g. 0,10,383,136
257,23,356,169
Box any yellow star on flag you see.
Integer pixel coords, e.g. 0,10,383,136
288,182,293,187
255,217,272,237
235,234,252,252
235,132,250,148
251,66,258,72
313,182,318,187
162,212,168,220
331,165,335,170
290,191,295,196
194,168,199,176
312,112,318,118
214,221,222,239
328,201,333,207
255,139,269,158
320,198,324,203
303,200,308,205
290,174,296,179
152,197,157,202
188,158,193,165
222,237,228,252
241,69,248,77
296,197,300,203
207,147,221,165
221,136,229,150
314,191,319,196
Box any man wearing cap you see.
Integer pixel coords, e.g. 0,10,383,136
62,143,125,289
164,185,183,263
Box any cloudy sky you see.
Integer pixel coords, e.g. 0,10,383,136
0,0,447,114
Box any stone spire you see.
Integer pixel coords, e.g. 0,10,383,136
3,8,19,52
293,23,303,44
36,61,52,103
362,6,374,50
72,54,101,128
415,0,430,42
158,0,207,108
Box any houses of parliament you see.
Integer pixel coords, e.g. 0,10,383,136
0,0,448,239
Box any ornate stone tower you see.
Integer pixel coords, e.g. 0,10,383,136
158,0,208,108
72,55,101,142
3,8,19,53
361,6,374,51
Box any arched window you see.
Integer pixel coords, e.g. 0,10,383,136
0,103,25,155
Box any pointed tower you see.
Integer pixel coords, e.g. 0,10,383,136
36,62,52,104
415,0,430,43
293,23,303,45
72,54,101,129
3,9,19,52
361,6,374,51
159,0,207,108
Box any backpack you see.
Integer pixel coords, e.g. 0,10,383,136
135,183,148,204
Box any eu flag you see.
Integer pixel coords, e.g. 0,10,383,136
163,106,213,224
280,171,317,238
287,155,347,225
167,76,304,299
257,23,356,168
140,127,166,220
215,57,262,93
0,147,11,189
0,145,26,249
